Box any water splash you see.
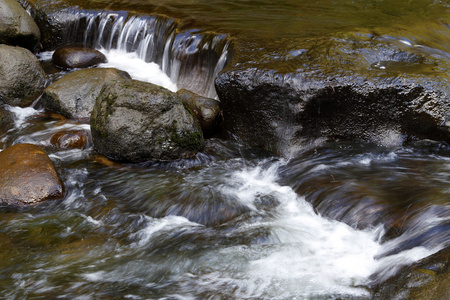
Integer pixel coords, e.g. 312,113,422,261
57,10,229,98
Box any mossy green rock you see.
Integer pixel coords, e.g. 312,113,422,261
91,79,204,162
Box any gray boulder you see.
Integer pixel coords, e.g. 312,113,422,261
52,45,107,69
0,0,40,51
176,89,221,137
91,78,204,162
0,44,47,107
41,68,131,120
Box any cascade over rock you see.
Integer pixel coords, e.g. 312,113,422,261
24,1,229,98
91,78,204,162
0,44,47,107
0,0,41,51
372,247,450,299
0,143,64,205
41,67,131,120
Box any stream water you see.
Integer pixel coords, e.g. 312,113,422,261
1,0,450,299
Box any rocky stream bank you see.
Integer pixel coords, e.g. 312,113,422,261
1,0,449,298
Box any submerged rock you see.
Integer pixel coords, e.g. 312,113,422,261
52,45,107,69
0,44,47,107
41,68,131,120
0,0,41,51
0,143,64,205
91,78,204,162
177,89,221,137
372,247,450,299
50,130,90,149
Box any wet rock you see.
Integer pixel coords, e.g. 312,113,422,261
41,68,131,120
372,247,450,299
215,36,450,156
0,0,41,51
177,89,221,137
0,44,47,107
0,105,14,136
50,130,90,149
0,143,64,205
52,45,107,69
91,78,204,162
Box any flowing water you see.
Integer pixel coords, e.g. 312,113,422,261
1,0,450,299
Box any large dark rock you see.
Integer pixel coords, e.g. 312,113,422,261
52,45,107,69
0,0,40,51
41,68,131,120
91,78,205,162
0,143,64,205
215,36,450,156
0,44,47,107
372,247,450,299
176,89,221,137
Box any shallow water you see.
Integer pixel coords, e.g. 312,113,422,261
1,103,448,299
1,0,450,298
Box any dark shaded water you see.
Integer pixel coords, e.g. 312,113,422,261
1,0,450,298
0,106,448,299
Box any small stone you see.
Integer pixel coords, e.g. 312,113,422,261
52,45,107,69
50,130,90,149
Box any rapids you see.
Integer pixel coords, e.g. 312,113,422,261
1,0,449,299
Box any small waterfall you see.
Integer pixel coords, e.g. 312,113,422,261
54,9,230,98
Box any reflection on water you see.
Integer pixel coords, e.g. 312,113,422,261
0,107,448,298
2,0,449,298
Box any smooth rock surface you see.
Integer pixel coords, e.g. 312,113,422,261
0,0,41,51
52,45,107,69
0,143,64,205
0,44,47,107
41,68,131,120
50,130,90,149
177,89,221,137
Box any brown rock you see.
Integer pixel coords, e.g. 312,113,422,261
0,143,64,205
50,130,90,149
52,45,107,69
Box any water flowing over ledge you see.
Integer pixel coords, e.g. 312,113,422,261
30,5,231,98
1,0,448,298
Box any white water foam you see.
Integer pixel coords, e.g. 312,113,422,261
78,160,439,298
98,49,178,92
215,161,382,298
190,160,437,298
6,105,42,129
